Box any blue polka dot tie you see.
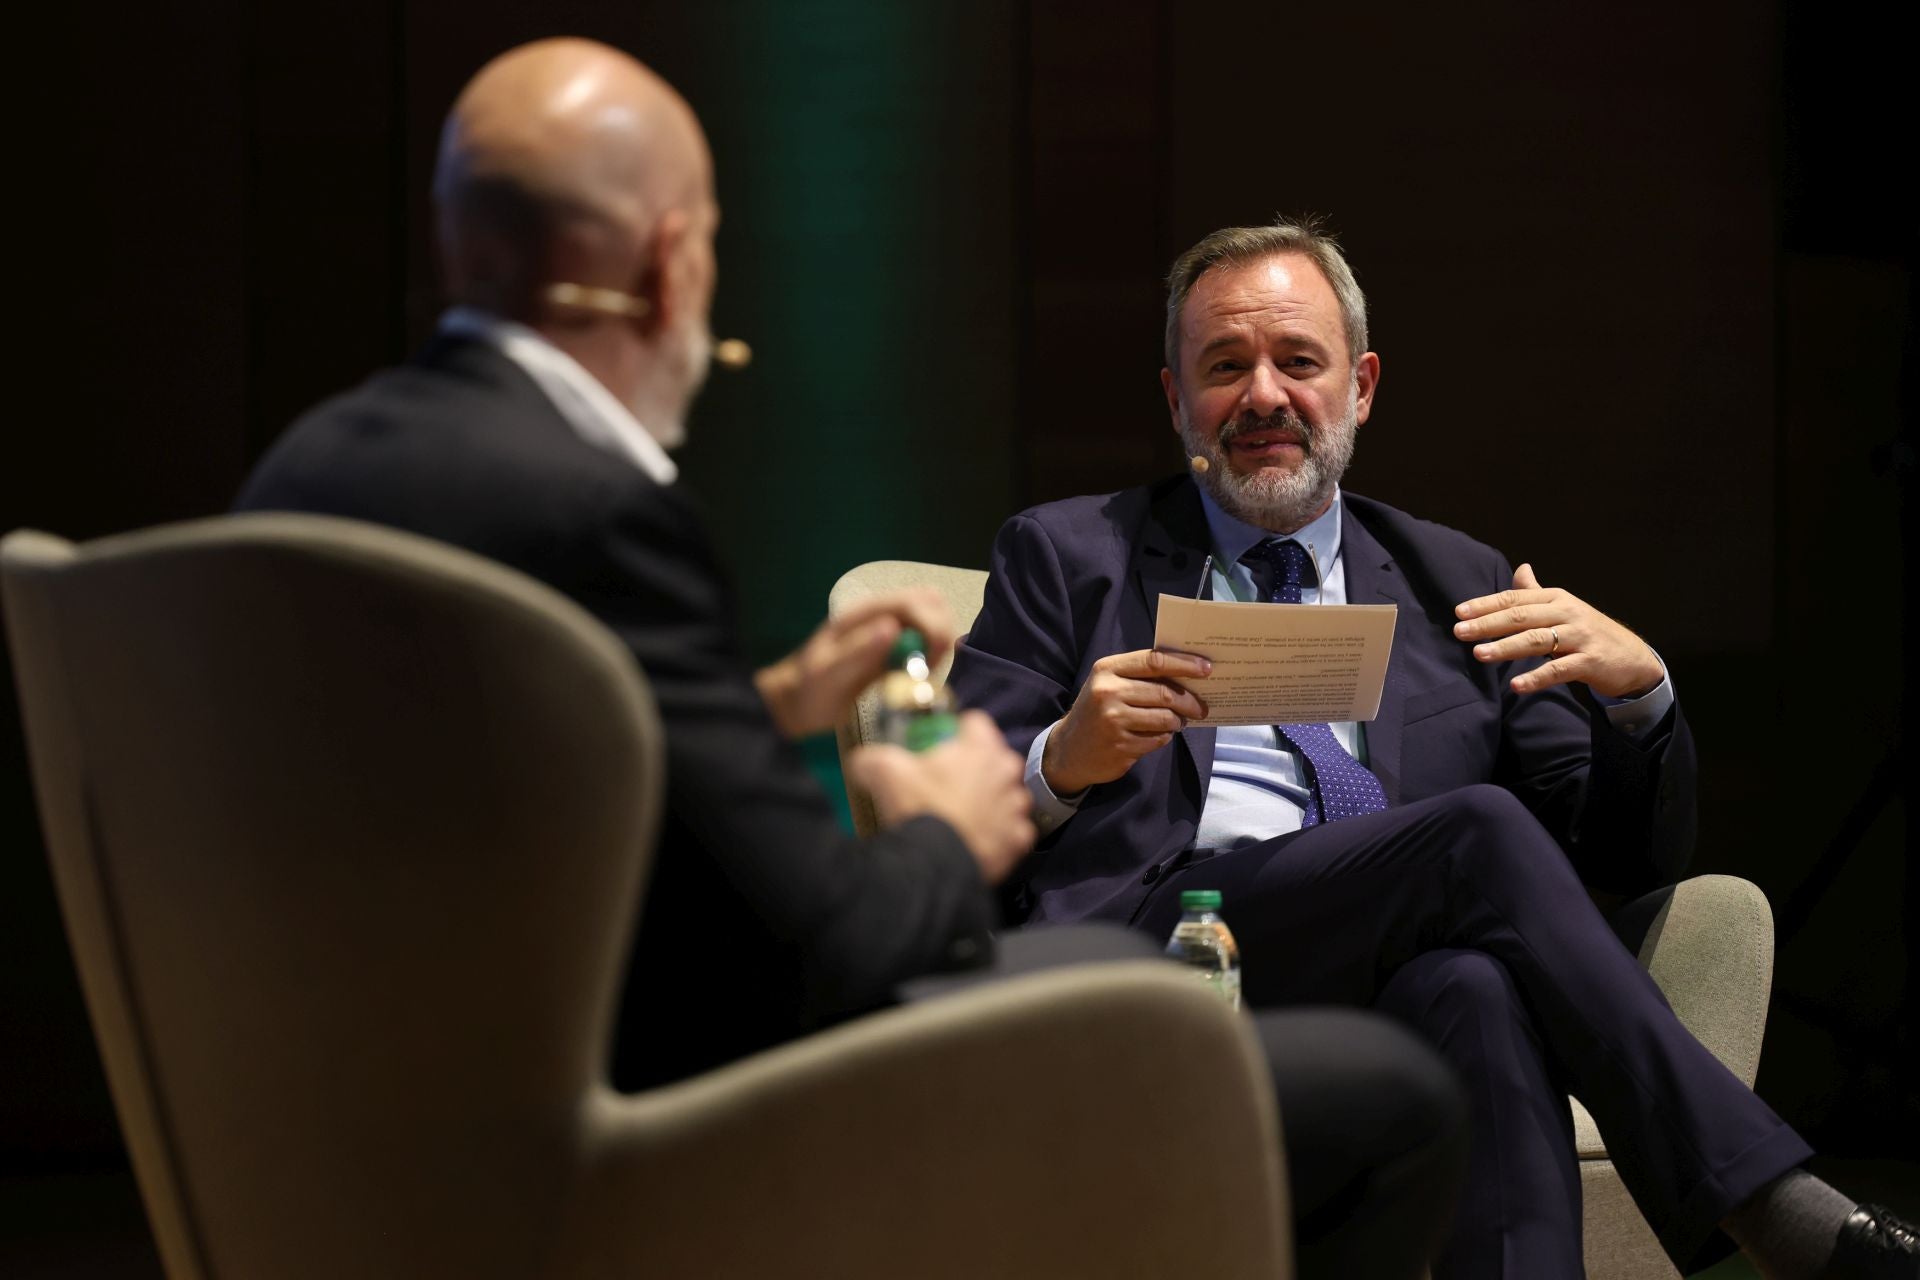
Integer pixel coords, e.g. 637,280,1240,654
1239,539,1390,827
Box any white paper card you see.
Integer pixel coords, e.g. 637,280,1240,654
1152,594,1398,725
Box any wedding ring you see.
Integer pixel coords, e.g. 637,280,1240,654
1547,627,1560,657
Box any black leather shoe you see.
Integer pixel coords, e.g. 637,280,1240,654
1828,1203,1920,1279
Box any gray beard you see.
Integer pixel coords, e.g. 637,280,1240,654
1179,396,1359,533
630,320,712,450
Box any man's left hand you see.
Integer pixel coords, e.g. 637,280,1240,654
1453,564,1663,700
755,588,957,739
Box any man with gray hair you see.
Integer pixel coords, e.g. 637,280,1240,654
949,218,1918,1278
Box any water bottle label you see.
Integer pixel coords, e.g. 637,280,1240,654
904,710,960,752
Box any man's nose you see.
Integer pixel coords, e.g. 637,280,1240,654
1241,360,1289,417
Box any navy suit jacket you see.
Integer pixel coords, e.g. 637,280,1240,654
237,335,995,1089
947,475,1696,926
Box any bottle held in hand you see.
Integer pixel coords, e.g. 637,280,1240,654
878,628,960,752
1165,889,1242,1009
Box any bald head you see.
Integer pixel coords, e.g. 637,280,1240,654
434,38,712,319
432,39,720,447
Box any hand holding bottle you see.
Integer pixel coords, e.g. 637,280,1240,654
846,710,1035,885
753,589,956,738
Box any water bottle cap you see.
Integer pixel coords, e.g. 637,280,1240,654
1179,889,1222,910
890,628,928,664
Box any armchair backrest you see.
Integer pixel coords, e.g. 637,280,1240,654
2,515,664,1280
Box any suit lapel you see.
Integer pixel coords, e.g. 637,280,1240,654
1341,508,1411,805
1133,480,1217,787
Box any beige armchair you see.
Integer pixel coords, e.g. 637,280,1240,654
832,558,1778,1280
4,517,1291,1280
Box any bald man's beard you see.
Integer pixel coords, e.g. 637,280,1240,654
630,315,712,450
1179,392,1359,534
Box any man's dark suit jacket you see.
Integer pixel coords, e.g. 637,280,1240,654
947,474,1696,927
236,335,994,1090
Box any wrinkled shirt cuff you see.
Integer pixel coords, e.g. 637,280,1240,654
1025,720,1087,834
1595,652,1675,742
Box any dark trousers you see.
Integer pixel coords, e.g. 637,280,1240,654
905,924,1469,1280
1131,784,1813,1278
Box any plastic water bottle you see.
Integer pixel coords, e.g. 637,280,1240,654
1165,889,1242,1009
877,628,959,751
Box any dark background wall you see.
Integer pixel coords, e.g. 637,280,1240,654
6,0,1911,1190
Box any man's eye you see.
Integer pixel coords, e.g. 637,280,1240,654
1210,360,1242,374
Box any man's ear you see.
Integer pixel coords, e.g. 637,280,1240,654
1161,366,1181,434
1353,351,1381,426
631,207,693,338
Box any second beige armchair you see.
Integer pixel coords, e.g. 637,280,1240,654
830,557,1778,1280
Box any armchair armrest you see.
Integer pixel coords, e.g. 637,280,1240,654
551,962,1291,1280
1634,874,1774,1086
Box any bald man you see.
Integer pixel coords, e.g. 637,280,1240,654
236,42,1472,1278
239,33,1039,1085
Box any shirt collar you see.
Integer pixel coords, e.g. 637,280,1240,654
1195,481,1344,575
438,307,678,486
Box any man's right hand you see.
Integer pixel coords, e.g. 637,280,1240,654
754,587,956,740
846,710,1035,886
1041,648,1211,796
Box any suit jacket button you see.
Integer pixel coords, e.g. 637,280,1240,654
1142,865,1161,886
